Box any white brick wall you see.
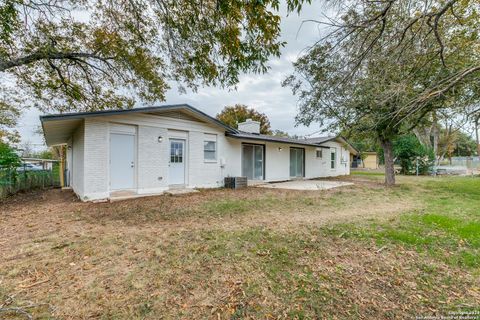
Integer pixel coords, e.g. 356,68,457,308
317,140,351,176
83,118,109,200
70,114,233,200
265,143,291,181
222,137,242,178
71,122,85,198
187,131,223,188
66,112,351,201
137,125,169,193
223,139,350,182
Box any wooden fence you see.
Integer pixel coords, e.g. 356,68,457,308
0,166,60,199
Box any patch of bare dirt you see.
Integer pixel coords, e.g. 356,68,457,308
0,181,422,250
0,181,457,319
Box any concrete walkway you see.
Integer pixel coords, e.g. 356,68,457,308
256,179,353,191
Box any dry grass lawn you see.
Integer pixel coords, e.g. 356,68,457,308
0,175,479,319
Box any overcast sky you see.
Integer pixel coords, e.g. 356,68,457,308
16,1,330,151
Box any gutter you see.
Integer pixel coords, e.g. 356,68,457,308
225,132,331,148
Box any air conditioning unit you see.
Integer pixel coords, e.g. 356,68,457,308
224,176,248,189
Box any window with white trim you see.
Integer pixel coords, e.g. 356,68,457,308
330,147,336,169
316,149,323,159
204,134,217,161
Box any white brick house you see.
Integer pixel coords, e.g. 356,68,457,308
41,104,357,201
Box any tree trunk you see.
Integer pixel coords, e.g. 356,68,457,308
475,116,480,157
381,138,395,186
432,115,440,166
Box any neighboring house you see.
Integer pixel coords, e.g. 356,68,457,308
21,158,58,171
351,152,379,169
362,152,379,169
41,104,357,201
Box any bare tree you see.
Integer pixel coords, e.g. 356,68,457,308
284,0,480,185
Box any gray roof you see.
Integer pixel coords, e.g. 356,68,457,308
303,136,336,144
40,104,237,145
40,103,236,133
40,103,358,153
227,132,358,154
226,131,334,148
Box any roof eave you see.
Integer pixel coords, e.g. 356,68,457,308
39,104,237,142
334,136,359,155
225,132,330,148
39,104,189,122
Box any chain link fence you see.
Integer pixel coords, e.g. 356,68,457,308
0,164,61,199
437,156,480,175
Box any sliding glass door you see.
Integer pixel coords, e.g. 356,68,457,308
242,144,264,180
290,148,304,178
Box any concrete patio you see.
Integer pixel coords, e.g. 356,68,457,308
256,179,354,191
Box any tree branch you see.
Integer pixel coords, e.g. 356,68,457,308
0,50,114,72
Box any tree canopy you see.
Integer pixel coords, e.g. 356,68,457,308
216,104,272,134
272,129,301,139
283,0,480,185
0,0,311,140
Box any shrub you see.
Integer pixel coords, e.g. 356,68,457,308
0,142,21,169
393,135,434,175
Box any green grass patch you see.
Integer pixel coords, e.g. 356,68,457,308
350,170,385,176
425,176,480,197
329,176,480,269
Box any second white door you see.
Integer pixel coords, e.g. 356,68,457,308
169,139,186,185
110,133,135,190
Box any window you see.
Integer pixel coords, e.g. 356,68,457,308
204,134,217,161
170,140,184,163
330,148,336,169
316,149,323,159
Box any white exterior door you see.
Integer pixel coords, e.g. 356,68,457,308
169,139,186,185
110,133,135,190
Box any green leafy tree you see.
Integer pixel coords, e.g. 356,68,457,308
392,135,434,175
283,0,480,186
216,104,272,134
272,129,302,139
0,96,20,143
33,149,54,160
474,114,480,156
0,0,310,127
272,129,289,137
341,133,380,155
0,141,21,169
452,131,477,157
